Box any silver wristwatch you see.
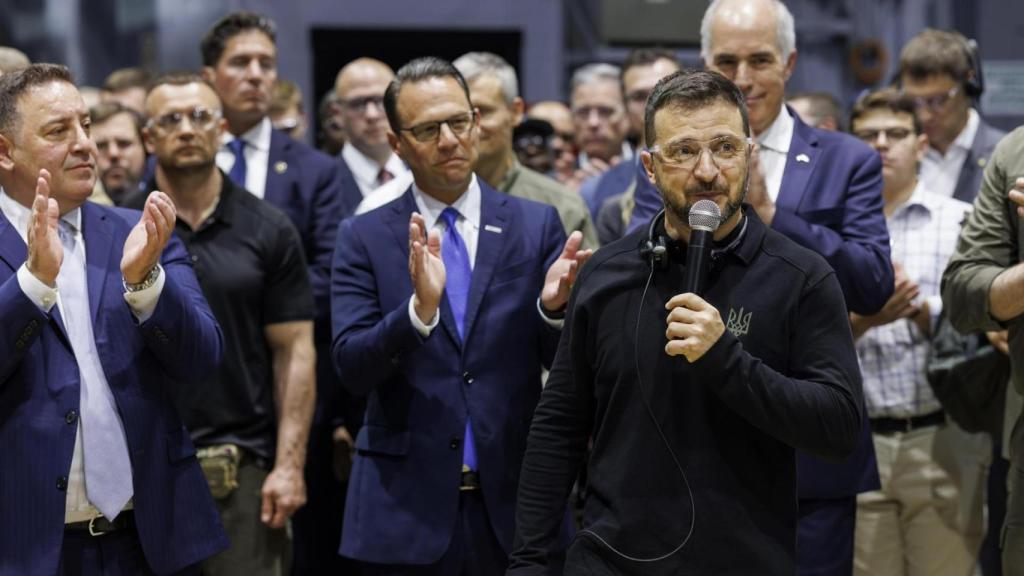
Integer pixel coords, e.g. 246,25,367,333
123,264,162,293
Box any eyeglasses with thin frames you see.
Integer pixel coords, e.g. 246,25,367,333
904,85,960,112
853,127,915,144
647,135,752,169
399,111,476,143
340,95,385,114
147,107,221,135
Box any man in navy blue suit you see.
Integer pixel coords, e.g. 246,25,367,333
332,57,589,575
333,58,410,218
199,14,349,574
0,64,227,575
630,1,893,574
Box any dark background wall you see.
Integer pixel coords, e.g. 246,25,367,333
1,0,1021,137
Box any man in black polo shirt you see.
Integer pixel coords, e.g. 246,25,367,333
129,73,315,576
508,70,864,575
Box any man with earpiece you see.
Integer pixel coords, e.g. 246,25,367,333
508,69,864,576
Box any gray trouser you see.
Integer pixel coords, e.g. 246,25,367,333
1006,410,1024,575
203,457,291,576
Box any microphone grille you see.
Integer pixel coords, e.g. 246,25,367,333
688,199,722,232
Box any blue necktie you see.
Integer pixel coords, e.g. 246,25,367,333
227,139,247,188
439,207,477,470
58,220,134,519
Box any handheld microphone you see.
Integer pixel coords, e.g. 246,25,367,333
682,199,722,296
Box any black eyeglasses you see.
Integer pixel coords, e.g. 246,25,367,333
853,127,914,144
340,95,385,114
147,107,221,134
399,111,476,142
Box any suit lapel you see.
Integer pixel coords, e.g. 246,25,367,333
264,129,289,207
383,188,463,348
776,110,819,213
81,203,113,324
462,184,508,343
0,210,71,346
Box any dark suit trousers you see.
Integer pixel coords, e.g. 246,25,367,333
358,490,507,576
59,525,200,576
797,496,856,576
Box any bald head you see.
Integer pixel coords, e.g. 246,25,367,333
0,47,30,75
334,58,395,163
528,101,573,140
334,58,394,100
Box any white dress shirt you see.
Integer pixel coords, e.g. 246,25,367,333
921,108,980,199
756,106,795,203
217,116,273,199
407,176,482,336
341,143,409,198
0,190,164,522
356,171,415,215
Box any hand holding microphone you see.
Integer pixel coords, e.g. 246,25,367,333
666,199,725,362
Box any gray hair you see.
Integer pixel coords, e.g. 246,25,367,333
700,0,796,63
570,63,621,94
453,52,519,106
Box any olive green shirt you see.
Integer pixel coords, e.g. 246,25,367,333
942,126,1024,395
497,160,599,250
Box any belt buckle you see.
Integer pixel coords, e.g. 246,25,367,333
87,516,107,537
904,417,914,434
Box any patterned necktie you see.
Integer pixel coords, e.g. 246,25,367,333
227,139,247,188
377,167,394,187
58,220,134,520
438,207,477,470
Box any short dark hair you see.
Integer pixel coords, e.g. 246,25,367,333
898,29,973,85
200,11,277,67
144,72,218,116
0,63,74,137
383,57,472,133
90,101,145,142
644,69,749,147
787,91,844,131
622,47,680,95
103,67,151,92
849,88,922,134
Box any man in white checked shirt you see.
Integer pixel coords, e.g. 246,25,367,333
848,88,989,576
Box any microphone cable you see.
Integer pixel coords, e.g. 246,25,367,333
574,259,696,563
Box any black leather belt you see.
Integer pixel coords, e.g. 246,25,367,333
870,410,946,434
460,469,480,491
66,510,134,536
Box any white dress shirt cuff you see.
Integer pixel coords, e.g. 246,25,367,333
17,264,58,313
123,264,165,323
537,298,565,330
408,295,439,337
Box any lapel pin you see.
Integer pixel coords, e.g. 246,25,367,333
274,161,288,174
978,158,987,168
796,153,810,163
484,224,503,234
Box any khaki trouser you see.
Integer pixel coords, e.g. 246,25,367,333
1006,409,1024,575
199,447,291,576
854,422,989,576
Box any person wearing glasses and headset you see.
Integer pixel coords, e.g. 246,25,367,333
509,68,863,576
898,29,1006,205
127,73,316,576
331,57,589,576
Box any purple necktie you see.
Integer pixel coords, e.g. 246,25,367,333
227,139,247,188
439,207,477,470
